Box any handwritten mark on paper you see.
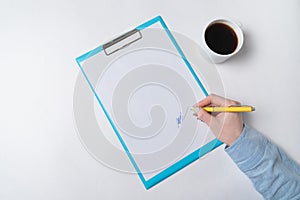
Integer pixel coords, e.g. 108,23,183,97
176,112,183,128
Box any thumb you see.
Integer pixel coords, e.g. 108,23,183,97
197,107,212,125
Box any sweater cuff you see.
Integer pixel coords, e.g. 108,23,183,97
225,124,268,171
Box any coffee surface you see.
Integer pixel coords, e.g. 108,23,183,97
205,23,238,55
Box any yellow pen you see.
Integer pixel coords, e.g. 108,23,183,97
191,105,255,113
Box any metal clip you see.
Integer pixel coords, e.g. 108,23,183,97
103,29,142,56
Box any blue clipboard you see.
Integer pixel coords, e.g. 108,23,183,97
76,16,223,189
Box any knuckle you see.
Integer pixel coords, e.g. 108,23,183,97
210,94,216,99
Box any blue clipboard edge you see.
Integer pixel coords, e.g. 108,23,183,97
75,15,223,190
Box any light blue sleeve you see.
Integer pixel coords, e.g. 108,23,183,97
225,124,300,200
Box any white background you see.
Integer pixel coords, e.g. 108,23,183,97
1,0,299,199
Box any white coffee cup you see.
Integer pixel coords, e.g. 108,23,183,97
202,19,244,64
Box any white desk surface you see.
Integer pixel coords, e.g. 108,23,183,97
1,0,299,199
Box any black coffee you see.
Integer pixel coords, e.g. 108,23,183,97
205,23,238,55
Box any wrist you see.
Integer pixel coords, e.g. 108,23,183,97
226,123,245,146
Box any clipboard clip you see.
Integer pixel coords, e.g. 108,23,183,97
103,29,143,56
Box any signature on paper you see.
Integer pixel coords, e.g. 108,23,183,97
176,112,183,128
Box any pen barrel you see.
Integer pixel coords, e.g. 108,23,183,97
225,106,253,112
203,106,254,112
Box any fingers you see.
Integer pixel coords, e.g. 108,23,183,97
196,107,212,125
196,94,241,107
196,95,212,107
196,94,225,107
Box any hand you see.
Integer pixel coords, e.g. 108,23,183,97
195,94,244,146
